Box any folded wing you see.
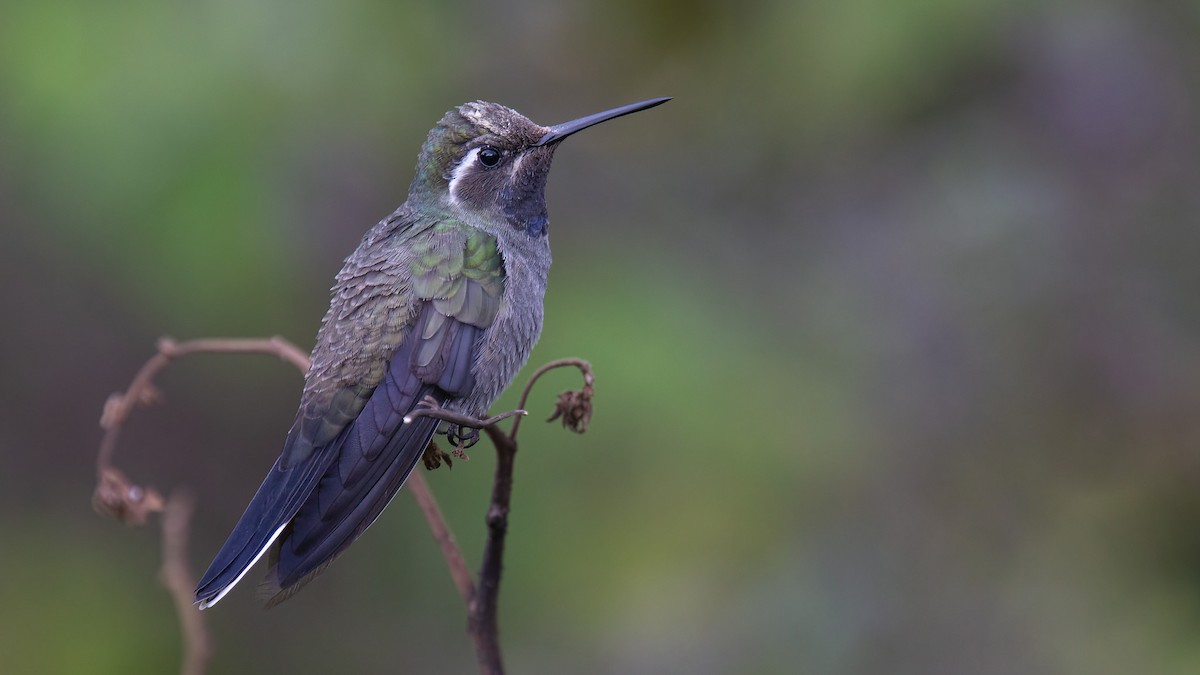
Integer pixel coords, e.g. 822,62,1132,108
194,219,504,608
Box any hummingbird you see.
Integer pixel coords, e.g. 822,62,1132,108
193,96,670,608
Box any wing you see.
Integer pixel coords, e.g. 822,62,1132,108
194,215,504,608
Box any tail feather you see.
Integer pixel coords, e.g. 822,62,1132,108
193,427,346,608
197,521,289,609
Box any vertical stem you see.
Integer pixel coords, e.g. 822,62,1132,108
160,490,212,675
468,427,518,675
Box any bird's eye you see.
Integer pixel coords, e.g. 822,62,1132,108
477,147,501,168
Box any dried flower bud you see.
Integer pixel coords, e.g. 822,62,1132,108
547,383,593,434
422,441,453,471
92,468,165,526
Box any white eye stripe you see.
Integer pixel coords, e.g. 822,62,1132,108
447,148,481,205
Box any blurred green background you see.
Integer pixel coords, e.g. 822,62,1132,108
4,0,1200,673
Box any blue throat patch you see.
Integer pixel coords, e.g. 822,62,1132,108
524,213,548,237
500,184,550,237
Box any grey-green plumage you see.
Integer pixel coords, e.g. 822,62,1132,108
194,96,669,608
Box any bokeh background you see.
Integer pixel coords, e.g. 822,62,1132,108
4,1,1200,673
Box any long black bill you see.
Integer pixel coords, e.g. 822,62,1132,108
533,96,671,147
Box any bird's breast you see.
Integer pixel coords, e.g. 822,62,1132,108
454,243,550,417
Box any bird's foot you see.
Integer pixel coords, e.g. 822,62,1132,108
445,424,480,451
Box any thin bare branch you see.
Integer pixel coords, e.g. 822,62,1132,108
160,490,212,675
468,424,515,675
404,396,527,428
406,472,475,603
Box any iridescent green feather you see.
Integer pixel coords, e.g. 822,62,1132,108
411,221,504,327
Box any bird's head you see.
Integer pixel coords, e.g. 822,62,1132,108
408,98,670,237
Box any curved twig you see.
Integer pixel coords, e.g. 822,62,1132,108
509,358,593,439
95,336,309,478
